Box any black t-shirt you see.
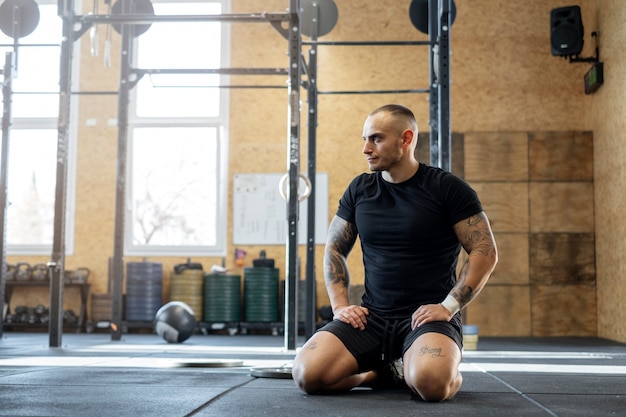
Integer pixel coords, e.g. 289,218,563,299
336,163,483,318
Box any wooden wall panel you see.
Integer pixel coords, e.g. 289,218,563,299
465,285,531,337
529,182,594,232
464,132,528,182
465,130,596,338
489,233,529,285
529,132,594,181
471,183,529,232
529,233,596,285
531,284,597,336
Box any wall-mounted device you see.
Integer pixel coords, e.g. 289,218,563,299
551,6,584,56
584,62,603,94
550,5,603,94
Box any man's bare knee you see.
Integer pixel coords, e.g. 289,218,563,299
292,361,324,394
291,331,358,394
411,373,449,402
406,368,461,402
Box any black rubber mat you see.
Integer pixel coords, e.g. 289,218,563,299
0,334,624,417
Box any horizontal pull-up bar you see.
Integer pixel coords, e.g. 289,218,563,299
145,85,288,90
303,40,432,46
9,85,290,96
138,68,288,76
318,88,430,95
0,43,60,48
62,85,432,96
76,13,290,25
67,85,288,94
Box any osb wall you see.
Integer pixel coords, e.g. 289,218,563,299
584,1,626,342
9,0,625,341
463,131,596,337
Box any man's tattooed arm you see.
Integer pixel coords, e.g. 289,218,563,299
323,216,358,310
449,212,498,309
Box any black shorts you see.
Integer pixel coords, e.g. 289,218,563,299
317,311,463,373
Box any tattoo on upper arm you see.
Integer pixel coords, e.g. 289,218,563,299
456,213,497,259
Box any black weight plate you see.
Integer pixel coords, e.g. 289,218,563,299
176,359,244,368
250,367,293,379
0,0,40,39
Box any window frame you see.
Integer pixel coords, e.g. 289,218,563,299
123,0,230,257
2,0,79,256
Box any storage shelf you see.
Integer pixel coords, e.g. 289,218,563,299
2,281,90,333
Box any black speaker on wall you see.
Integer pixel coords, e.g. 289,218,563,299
550,6,584,56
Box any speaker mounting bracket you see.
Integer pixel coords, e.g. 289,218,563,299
566,31,600,64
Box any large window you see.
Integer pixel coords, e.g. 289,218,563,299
0,0,78,255
126,0,229,256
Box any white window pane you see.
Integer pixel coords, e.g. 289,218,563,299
134,2,223,118
131,127,219,246
137,6,222,69
5,129,57,245
12,46,60,92
12,94,59,118
1,3,61,118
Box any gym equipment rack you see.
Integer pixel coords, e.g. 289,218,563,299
0,1,453,352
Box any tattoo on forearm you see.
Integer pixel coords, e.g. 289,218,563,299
324,220,357,287
325,253,348,287
419,345,445,357
452,285,474,307
453,259,475,306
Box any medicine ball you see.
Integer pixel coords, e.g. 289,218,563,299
154,301,196,343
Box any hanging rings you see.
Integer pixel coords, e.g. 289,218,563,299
279,173,312,202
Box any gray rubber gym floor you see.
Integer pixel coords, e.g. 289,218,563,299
1,332,625,416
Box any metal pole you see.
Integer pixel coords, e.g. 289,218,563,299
438,0,452,172
428,0,439,167
0,52,16,338
304,1,320,341
284,0,302,351
48,0,75,347
110,0,134,341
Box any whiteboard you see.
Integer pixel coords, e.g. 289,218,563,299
233,173,328,245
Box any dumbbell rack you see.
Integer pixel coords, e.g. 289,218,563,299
2,281,90,333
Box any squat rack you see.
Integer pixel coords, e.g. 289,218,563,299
47,0,303,349
0,0,452,351
299,0,452,343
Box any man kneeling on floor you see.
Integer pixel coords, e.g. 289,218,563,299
292,104,498,402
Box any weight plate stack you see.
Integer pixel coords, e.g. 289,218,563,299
203,274,241,322
91,293,112,322
125,261,163,321
170,268,204,320
244,267,279,323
